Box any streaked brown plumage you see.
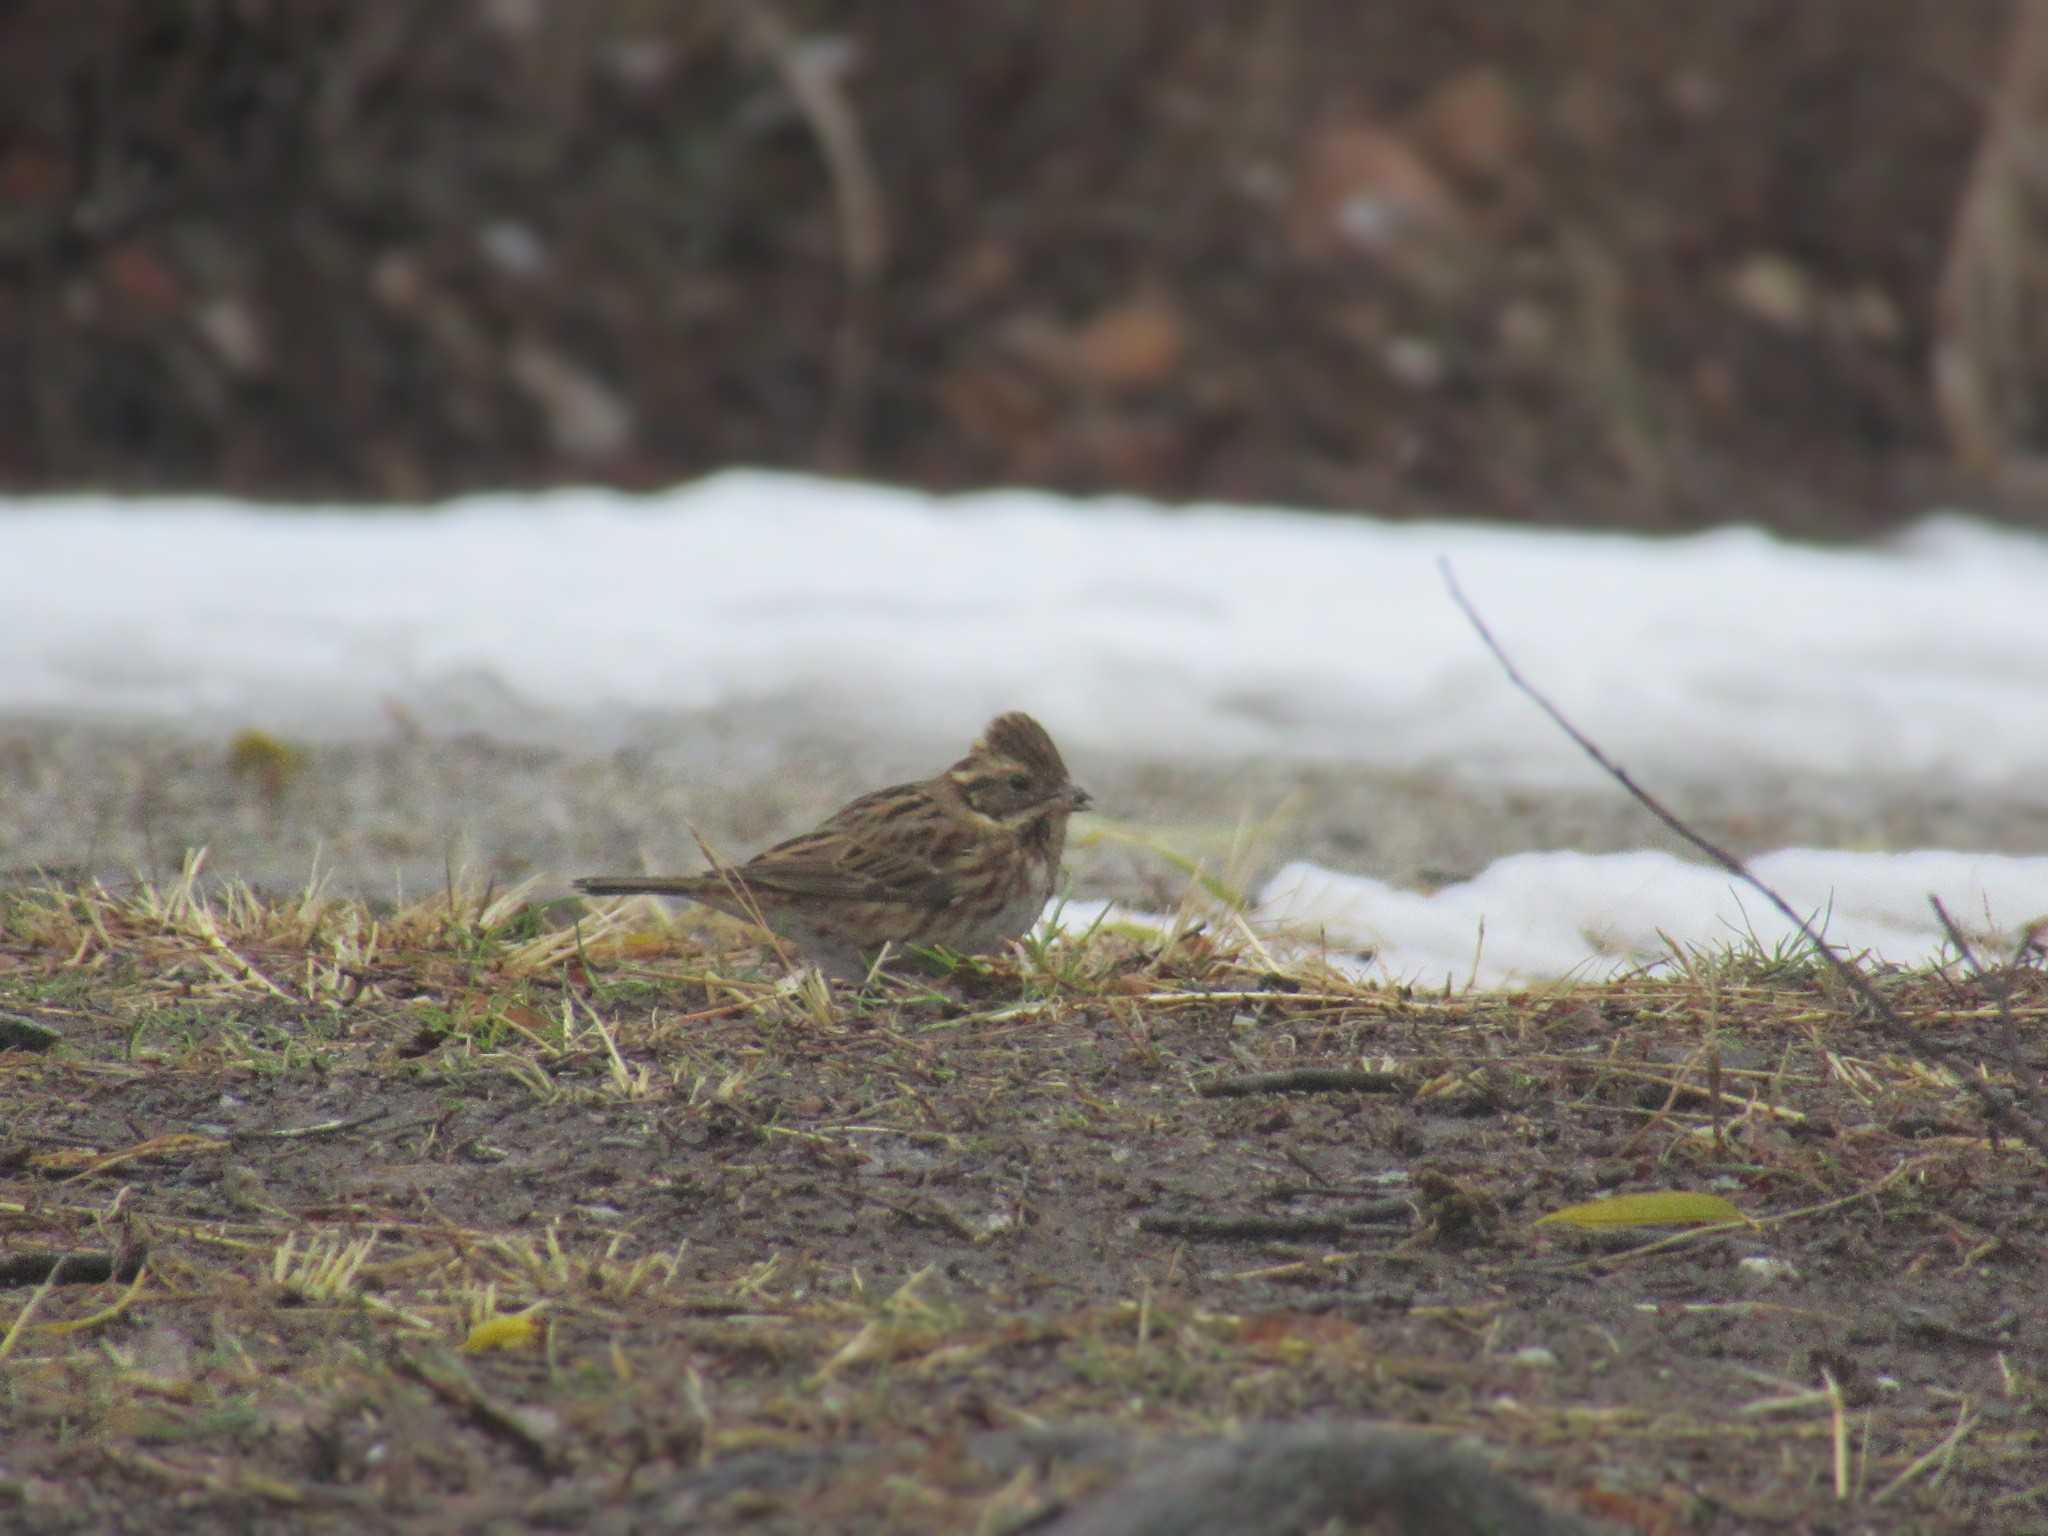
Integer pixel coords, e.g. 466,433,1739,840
575,712,1090,979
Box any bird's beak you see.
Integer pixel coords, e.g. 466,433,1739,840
1067,785,1093,811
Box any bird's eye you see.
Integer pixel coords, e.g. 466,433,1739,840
1007,772,1031,792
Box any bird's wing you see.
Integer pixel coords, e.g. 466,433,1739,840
740,785,955,906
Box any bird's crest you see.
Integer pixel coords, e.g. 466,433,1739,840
975,711,1068,780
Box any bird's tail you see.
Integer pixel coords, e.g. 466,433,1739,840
574,876,712,898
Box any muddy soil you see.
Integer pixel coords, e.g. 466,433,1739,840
1,885,2043,1532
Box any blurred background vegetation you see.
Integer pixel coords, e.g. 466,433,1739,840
5,0,2047,533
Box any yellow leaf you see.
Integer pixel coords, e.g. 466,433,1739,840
227,729,308,800
1536,1191,1748,1230
462,1312,544,1353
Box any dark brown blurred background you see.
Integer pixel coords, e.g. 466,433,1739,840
5,0,2048,533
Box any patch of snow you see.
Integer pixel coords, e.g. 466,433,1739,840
2,471,2044,793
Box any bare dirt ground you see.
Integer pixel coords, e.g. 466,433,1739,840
1,870,2043,1534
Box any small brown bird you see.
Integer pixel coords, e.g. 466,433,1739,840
575,712,1090,979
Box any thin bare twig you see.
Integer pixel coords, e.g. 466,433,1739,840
730,0,886,466
1439,560,2047,1158
1928,896,2048,1123
1140,1206,1408,1241
0,1245,148,1289
860,1192,986,1244
1197,1067,1404,1098
233,1110,389,1143
391,1354,562,1476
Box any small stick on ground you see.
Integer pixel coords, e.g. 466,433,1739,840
1198,1067,1405,1098
233,1111,389,1143
392,1354,562,1476
1440,561,2048,1159
1929,895,2048,1124
861,1192,985,1244
0,1246,148,1289
1140,1206,1408,1242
